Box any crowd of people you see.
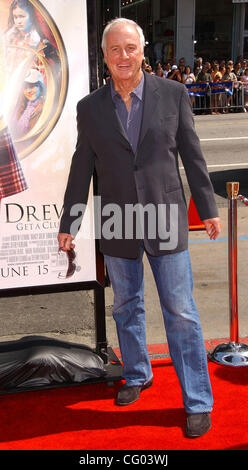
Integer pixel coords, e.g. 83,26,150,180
142,56,248,113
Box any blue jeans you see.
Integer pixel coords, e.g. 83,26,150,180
104,246,213,414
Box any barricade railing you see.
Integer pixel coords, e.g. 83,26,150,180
186,81,246,114
209,182,248,366
186,83,209,112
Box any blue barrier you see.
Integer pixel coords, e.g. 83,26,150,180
185,81,245,112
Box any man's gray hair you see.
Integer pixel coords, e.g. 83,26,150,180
101,18,145,53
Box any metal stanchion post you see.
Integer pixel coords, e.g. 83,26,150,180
209,182,248,366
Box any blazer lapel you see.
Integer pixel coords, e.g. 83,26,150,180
98,83,131,146
137,72,160,150
96,75,160,156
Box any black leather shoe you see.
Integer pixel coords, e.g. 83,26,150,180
186,412,211,437
116,379,153,406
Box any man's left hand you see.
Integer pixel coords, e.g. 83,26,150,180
203,217,221,240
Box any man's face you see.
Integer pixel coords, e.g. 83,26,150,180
103,23,144,84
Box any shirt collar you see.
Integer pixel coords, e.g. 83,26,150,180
110,71,144,102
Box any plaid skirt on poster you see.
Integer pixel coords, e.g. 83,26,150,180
0,126,27,199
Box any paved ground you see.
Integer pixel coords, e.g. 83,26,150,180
0,112,248,357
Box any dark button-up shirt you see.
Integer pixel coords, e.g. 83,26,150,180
110,72,144,154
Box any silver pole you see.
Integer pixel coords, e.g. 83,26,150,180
209,182,248,366
228,182,239,344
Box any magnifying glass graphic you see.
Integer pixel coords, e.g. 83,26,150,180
58,247,76,278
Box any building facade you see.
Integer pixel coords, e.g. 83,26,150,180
99,0,248,68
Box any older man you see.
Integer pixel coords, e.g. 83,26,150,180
58,18,221,438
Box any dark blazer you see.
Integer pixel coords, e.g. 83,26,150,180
59,72,218,258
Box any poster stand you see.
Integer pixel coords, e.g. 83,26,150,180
0,245,123,394
0,0,123,394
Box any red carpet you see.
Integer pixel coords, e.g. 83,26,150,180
0,358,248,451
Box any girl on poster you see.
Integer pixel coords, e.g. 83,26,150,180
5,0,60,80
11,68,45,139
0,30,27,206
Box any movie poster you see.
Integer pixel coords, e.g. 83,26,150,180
0,0,96,290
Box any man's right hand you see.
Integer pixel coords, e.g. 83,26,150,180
58,233,75,251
